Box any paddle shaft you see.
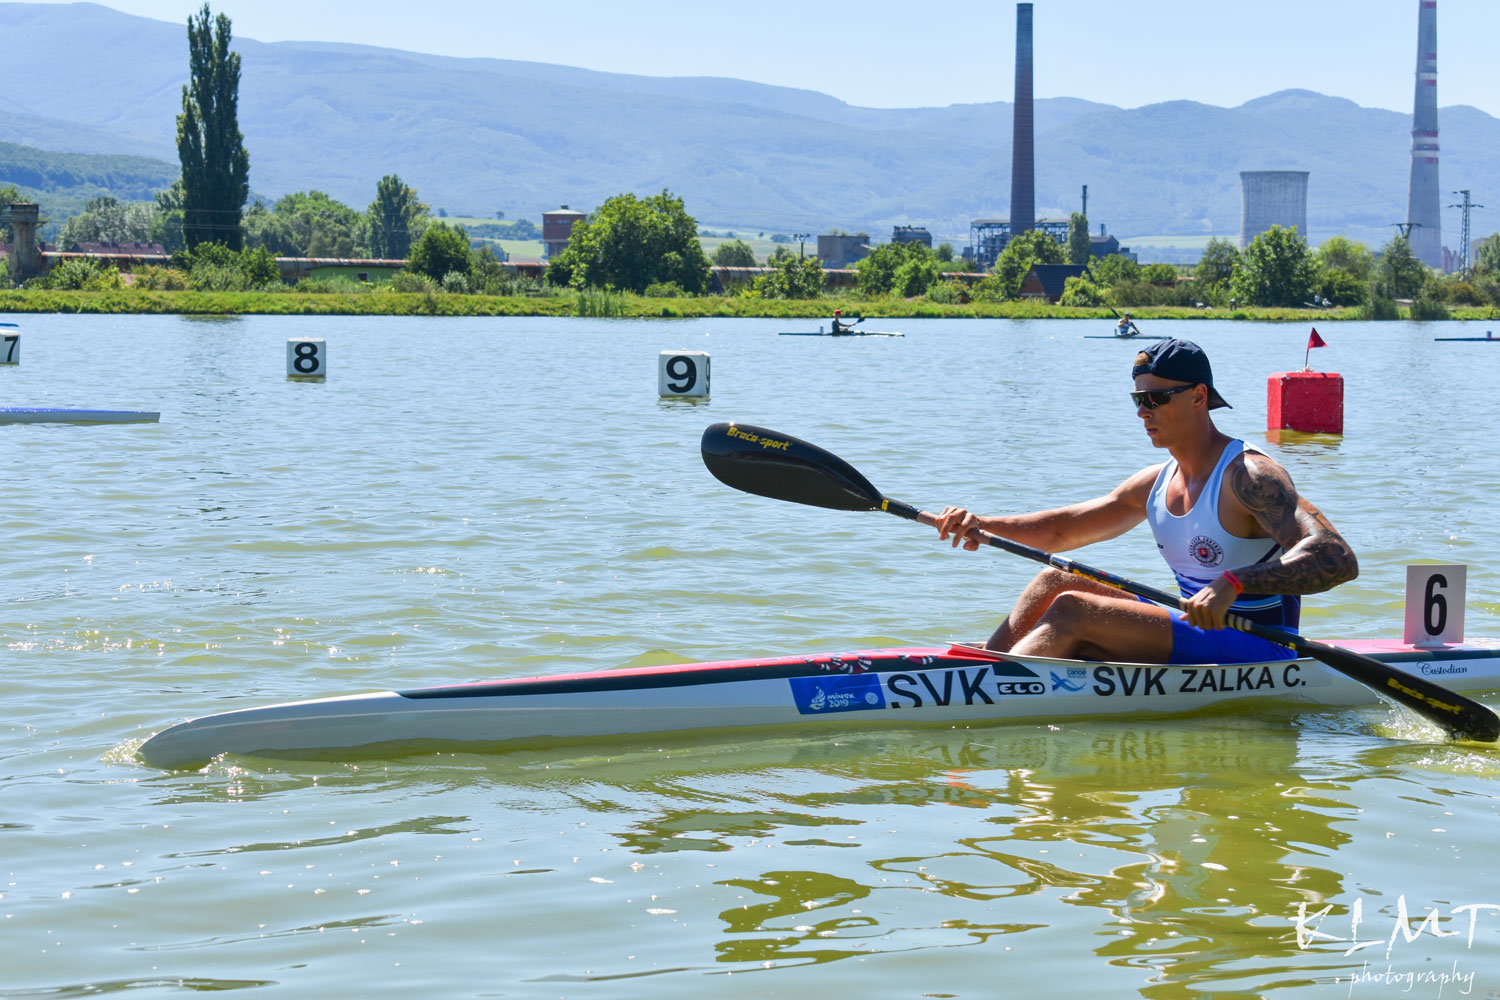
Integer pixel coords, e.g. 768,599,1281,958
877,498,1494,739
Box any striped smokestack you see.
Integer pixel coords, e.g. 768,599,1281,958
1406,0,1441,267
1009,2,1034,237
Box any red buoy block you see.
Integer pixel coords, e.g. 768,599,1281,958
1267,371,1343,434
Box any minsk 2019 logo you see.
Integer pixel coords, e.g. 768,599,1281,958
1189,535,1224,568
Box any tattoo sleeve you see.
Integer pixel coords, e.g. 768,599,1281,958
1226,456,1359,595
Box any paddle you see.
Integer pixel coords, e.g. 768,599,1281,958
700,421,1500,742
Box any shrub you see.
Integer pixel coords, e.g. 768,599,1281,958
924,280,967,304
575,288,627,317
387,271,433,294
892,256,940,298
1409,296,1450,321
43,257,123,290
1110,278,1196,307
441,270,470,294
752,254,824,299
171,243,279,291
297,275,372,294
479,275,559,297
711,239,756,268
644,281,684,298
408,223,473,282
1317,267,1365,306
131,265,188,290
1059,276,1104,307
1359,297,1401,321
1441,281,1487,306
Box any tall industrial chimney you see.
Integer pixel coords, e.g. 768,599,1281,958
1009,3,1035,238
1406,0,1441,268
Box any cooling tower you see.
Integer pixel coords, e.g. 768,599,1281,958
1406,0,1441,268
1239,171,1309,249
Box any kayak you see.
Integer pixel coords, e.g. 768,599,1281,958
136,637,1500,768
778,330,904,337
1085,334,1170,340
0,407,160,425
1434,334,1498,342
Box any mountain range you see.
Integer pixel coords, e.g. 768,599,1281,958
3,1,1498,255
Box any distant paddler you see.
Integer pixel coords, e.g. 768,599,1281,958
1115,311,1141,338
830,309,863,335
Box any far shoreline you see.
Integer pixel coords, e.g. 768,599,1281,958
0,289,1494,322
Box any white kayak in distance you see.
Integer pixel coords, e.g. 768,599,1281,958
0,407,160,425
136,637,1500,769
778,329,904,337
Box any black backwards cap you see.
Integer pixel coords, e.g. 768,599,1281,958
1131,338,1230,410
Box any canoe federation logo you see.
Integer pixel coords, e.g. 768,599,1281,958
1188,535,1224,568
789,673,886,714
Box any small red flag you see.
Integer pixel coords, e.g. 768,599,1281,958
1303,328,1327,370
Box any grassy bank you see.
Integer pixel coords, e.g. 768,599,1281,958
1,288,1496,321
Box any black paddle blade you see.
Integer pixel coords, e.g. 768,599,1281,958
1307,641,1500,742
701,422,884,511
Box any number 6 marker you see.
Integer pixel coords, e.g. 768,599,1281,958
1404,564,1465,647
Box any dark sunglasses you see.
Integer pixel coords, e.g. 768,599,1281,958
1130,384,1197,409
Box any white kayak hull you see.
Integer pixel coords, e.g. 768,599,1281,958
777,331,904,337
135,638,1500,768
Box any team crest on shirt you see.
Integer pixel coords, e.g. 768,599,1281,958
1188,535,1224,567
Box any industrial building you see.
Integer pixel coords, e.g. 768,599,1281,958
966,218,1070,269
816,234,871,270
1239,171,1309,248
891,226,932,248
542,205,586,259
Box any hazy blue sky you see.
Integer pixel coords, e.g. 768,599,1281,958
38,0,1500,116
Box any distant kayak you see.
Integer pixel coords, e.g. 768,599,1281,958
0,407,160,425
1085,334,1169,340
1434,333,1498,342
778,330,904,338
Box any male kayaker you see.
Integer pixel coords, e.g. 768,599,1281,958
830,309,855,335
1115,312,1140,337
933,338,1358,663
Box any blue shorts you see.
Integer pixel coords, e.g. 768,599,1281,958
1167,612,1297,665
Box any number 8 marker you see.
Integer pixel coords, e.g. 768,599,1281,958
286,338,327,379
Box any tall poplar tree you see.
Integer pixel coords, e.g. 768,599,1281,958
1066,212,1091,266
368,175,427,259
176,4,249,250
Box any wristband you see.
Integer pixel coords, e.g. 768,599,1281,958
1221,571,1244,596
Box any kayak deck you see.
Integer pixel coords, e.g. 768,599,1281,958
136,638,1500,769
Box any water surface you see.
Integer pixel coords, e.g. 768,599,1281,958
4,314,1499,998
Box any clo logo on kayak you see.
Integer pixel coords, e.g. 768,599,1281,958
1189,535,1224,568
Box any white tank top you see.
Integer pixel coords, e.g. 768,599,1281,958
1147,439,1299,628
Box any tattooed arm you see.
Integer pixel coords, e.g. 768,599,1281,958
1182,452,1357,631
1226,453,1358,595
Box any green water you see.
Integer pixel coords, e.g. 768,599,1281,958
4,314,1500,998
